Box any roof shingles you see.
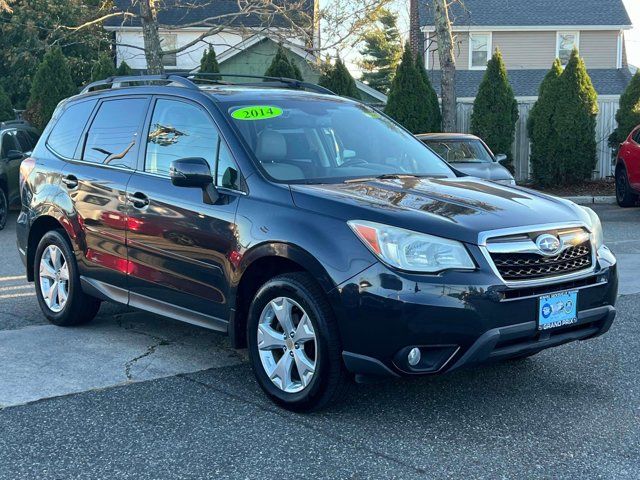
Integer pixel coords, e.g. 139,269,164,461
427,68,633,98
419,0,632,27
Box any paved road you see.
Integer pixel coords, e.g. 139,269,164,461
0,205,639,479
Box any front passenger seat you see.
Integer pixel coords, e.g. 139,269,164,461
254,130,304,181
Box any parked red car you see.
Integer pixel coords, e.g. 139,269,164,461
615,124,640,207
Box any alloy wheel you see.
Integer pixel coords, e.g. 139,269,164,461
39,245,70,313
257,296,317,393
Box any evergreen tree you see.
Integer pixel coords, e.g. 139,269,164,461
25,47,77,131
552,49,598,184
264,45,303,80
385,43,435,134
90,52,116,82
0,84,13,122
0,0,109,109
415,51,441,132
609,70,640,149
470,49,519,169
529,59,563,186
199,47,220,74
318,58,360,99
359,9,402,94
116,60,133,76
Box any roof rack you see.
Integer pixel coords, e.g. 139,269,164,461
80,74,197,94
0,119,30,129
80,72,335,96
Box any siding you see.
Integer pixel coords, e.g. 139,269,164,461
493,31,556,69
426,32,469,70
425,30,620,71
580,31,619,68
456,97,620,181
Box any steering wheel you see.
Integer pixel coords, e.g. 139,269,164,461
338,158,369,168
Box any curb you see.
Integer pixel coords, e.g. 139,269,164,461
563,195,616,205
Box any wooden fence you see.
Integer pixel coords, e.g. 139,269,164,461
456,97,621,182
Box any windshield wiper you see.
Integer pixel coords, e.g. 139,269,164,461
344,174,428,184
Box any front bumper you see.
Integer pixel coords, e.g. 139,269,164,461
332,257,618,378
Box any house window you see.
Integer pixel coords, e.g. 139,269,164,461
160,33,177,68
556,32,579,66
469,33,491,69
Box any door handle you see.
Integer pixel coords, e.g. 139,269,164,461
62,174,78,189
127,191,150,209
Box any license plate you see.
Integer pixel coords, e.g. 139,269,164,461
538,290,578,331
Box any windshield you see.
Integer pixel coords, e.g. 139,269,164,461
222,97,454,183
424,139,493,164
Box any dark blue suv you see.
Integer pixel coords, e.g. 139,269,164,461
17,74,618,411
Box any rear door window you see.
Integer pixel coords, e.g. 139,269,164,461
83,97,149,169
47,100,96,159
15,130,36,152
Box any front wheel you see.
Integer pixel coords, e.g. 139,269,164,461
616,166,638,207
0,187,7,231
247,272,348,412
34,230,101,326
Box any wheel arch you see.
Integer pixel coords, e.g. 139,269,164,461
26,214,71,281
229,242,337,349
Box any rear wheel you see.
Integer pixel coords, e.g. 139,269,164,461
247,272,348,412
0,187,7,231
615,166,638,207
34,230,100,326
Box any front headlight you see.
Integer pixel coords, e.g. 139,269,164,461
580,206,603,248
348,220,475,273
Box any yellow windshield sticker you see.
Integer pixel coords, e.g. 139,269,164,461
231,105,283,121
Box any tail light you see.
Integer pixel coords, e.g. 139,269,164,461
19,157,36,190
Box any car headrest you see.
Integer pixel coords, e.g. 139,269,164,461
255,130,287,162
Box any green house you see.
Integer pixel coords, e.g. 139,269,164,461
211,35,387,105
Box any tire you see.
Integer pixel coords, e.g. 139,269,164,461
615,166,638,208
0,187,7,231
247,272,348,412
34,230,100,326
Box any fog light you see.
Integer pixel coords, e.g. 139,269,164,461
408,347,421,366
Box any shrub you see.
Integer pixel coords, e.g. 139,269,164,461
90,52,116,82
199,47,219,74
415,51,441,132
529,59,564,186
264,45,303,80
318,58,360,99
552,49,598,184
0,85,13,122
25,47,77,131
470,49,519,169
609,70,640,149
116,60,133,76
384,43,435,134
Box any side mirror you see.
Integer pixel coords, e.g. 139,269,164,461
494,154,508,164
170,157,218,204
343,149,356,160
6,150,23,161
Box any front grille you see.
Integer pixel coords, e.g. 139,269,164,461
490,241,593,281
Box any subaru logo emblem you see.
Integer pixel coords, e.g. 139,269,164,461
536,234,562,256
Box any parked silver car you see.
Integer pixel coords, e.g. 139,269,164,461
417,133,516,186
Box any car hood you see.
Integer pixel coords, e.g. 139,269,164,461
290,177,588,245
450,162,514,181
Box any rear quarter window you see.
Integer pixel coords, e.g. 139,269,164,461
47,100,97,158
